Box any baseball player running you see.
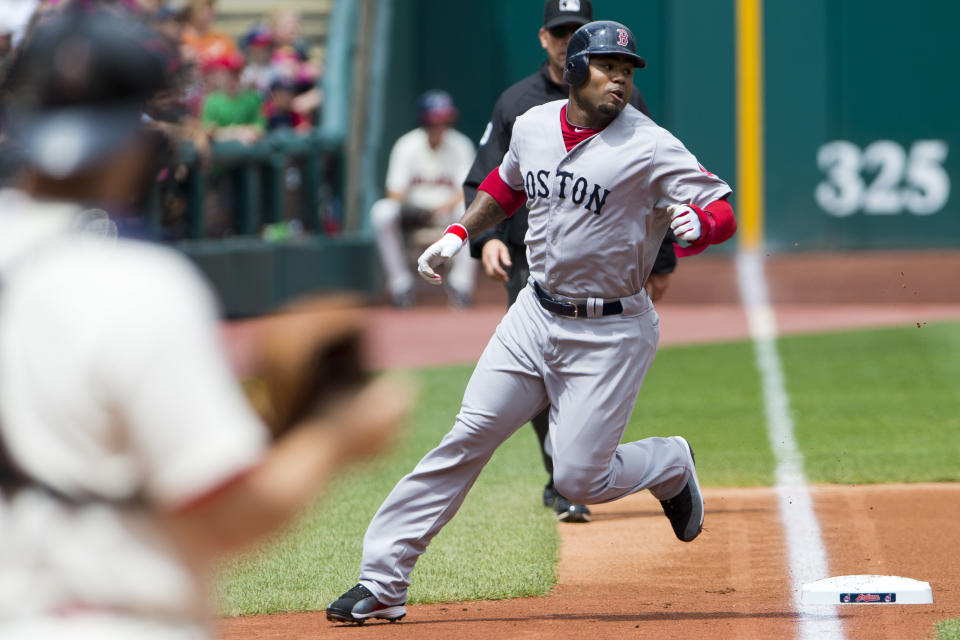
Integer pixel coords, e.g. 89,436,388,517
327,20,737,625
464,0,678,523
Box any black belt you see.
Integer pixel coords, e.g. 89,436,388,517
532,281,623,318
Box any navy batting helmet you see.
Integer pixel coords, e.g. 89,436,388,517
563,20,646,87
418,90,459,125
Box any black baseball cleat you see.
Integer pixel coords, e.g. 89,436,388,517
542,481,559,507
326,584,406,625
659,436,704,542
554,495,592,523
544,481,591,522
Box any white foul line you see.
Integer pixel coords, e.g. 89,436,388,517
735,250,845,640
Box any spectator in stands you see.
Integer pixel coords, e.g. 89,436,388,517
198,49,263,237
142,38,212,239
270,46,316,95
143,2,204,116
200,50,264,144
370,91,476,308
181,0,236,67
264,75,311,133
268,9,321,124
269,9,313,70
153,1,188,45
240,23,275,97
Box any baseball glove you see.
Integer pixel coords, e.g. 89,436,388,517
241,295,371,440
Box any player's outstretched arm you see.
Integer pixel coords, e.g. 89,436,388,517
417,191,507,284
460,190,510,237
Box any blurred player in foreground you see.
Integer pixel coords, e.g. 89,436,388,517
0,6,410,639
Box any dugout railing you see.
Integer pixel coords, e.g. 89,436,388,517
168,0,386,318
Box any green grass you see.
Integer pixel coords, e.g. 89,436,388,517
627,339,772,486
937,618,960,640
217,321,960,616
779,323,960,484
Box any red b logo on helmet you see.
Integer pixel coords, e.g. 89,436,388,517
617,28,629,47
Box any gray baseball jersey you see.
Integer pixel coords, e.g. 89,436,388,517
356,99,732,606
501,100,730,299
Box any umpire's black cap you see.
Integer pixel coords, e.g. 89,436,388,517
2,6,173,178
543,0,593,30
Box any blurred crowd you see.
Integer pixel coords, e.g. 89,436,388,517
1,0,322,140
1,0,472,307
0,0,326,239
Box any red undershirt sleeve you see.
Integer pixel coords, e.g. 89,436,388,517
702,198,737,244
478,167,527,218
675,198,738,258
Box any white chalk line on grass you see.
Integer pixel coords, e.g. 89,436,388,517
735,250,845,640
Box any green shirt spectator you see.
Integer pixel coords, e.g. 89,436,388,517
200,50,264,145
202,89,266,129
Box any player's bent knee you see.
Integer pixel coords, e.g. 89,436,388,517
552,466,607,504
370,199,401,231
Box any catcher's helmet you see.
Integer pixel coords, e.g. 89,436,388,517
2,6,172,178
563,20,646,87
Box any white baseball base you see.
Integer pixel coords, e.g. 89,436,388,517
801,575,933,605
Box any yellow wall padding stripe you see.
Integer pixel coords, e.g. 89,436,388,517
736,0,764,251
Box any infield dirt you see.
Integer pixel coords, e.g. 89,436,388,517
217,485,960,639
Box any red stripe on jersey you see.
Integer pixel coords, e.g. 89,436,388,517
479,168,527,218
560,104,605,151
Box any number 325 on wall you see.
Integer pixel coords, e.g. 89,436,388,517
815,140,950,217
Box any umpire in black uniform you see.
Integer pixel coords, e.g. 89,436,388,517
463,0,677,523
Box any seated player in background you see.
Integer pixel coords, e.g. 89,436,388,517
370,91,477,308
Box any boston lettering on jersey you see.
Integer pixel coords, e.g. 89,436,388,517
522,169,611,215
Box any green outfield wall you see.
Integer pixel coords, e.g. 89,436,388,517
765,0,958,250
379,0,958,252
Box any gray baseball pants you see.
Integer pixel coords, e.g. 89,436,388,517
359,282,693,605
